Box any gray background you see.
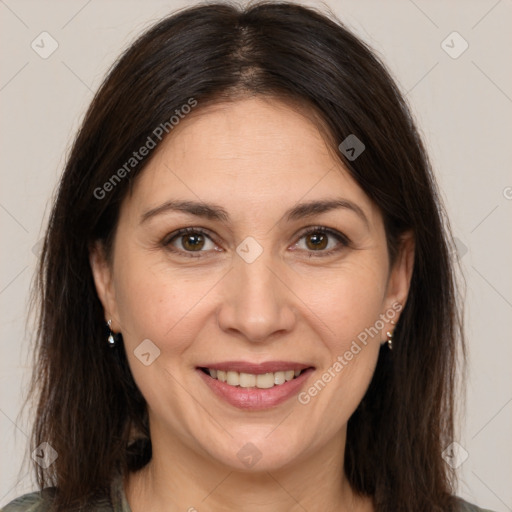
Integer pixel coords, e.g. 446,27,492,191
1,0,511,509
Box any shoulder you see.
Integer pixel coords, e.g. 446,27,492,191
1,488,117,512
455,496,497,512
2,472,128,512
1,490,52,512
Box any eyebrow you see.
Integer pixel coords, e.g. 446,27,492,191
140,198,369,227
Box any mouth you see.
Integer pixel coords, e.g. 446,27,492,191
196,362,315,410
197,366,310,389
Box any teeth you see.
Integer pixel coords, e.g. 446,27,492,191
274,371,286,385
206,368,305,389
239,373,256,388
226,371,239,386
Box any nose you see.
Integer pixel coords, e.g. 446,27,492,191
216,250,297,342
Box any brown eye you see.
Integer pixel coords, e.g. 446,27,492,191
181,233,205,251
164,228,217,256
305,232,328,250
293,227,349,256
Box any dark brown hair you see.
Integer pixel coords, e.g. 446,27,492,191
27,1,465,511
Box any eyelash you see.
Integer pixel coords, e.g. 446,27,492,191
162,226,350,259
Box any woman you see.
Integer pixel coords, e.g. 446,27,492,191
2,2,495,511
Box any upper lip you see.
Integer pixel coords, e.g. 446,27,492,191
197,361,314,374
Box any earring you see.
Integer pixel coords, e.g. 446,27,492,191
386,329,394,350
107,319,116,348
386,319,396,350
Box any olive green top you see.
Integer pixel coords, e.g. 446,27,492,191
0,474,497,512
1,473,130,512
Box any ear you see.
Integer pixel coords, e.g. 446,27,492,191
89,241,121,332
381,230,415,336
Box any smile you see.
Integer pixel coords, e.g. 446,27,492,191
199,367,307,389
196,364,315,410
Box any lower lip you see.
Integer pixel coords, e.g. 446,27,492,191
197,368,314,410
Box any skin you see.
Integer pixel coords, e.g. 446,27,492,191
90,96,414,512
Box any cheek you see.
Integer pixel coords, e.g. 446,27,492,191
112,253,222,416
294,256,388,345
113,250,221,352
293,256,387,404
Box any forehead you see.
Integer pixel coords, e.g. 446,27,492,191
124,97,379,226
150,96,336,179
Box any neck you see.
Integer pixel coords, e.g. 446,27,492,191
125,424,373,512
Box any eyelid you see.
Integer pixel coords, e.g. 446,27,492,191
162,227,220,258
294,225,350,244
162,225,351,258
291,225,351,257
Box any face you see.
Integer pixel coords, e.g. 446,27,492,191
91,96,413,473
